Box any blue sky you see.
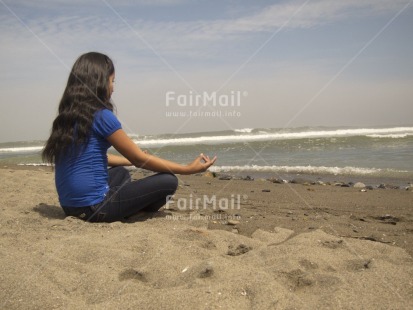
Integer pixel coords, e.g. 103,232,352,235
1,0,412,142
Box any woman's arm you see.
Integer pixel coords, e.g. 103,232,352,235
106,129,217,175
107,153,132,167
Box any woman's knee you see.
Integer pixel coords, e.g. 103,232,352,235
159,173,178,192
155,172,178,193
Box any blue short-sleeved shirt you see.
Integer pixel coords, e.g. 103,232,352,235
55,109,122,207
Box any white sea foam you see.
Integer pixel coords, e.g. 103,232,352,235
134,127,413,147
2,127,412,152
17,163,53,167
0,146,43,153
234,128,253,133
209,165,406,176
366,134,411,139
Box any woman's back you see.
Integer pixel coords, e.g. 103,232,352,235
55,109,121,207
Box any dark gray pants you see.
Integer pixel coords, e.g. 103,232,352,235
62,167,178,222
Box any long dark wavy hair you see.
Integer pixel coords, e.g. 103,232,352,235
42,52,115,163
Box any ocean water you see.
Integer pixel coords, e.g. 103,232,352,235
1,126,413,184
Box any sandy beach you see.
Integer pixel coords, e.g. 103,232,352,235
0,166,412,309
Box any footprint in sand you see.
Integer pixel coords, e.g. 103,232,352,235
118,268,148,283
227,243,252,256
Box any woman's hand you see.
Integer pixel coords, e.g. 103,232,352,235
186,153,217,174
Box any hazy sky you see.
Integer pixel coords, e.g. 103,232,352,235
1,0,412,143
